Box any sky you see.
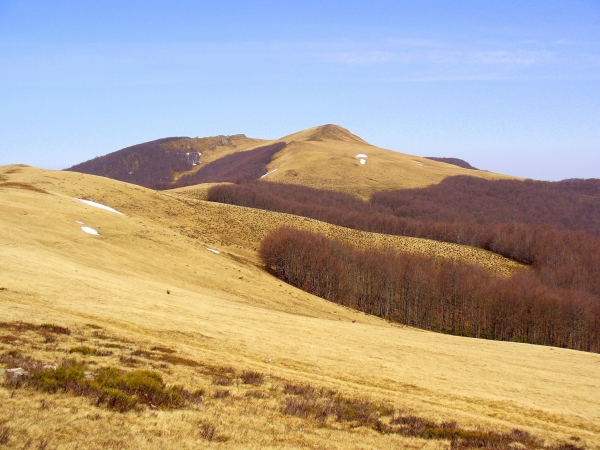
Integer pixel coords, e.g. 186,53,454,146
1,0,599,180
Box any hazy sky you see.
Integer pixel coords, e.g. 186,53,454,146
1,0,599,180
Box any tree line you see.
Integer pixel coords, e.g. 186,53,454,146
208,180,600,299
260,228,600,352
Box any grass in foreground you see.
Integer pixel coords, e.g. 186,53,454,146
0,320,587,449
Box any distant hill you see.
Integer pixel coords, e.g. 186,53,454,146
65,134,265,189
66,124,517,195
66,137,189,188
424,157,479,170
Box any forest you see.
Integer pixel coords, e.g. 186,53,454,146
66,137,189,189
210,177,600,351
166,142,286,189
67,139,286,190
260,227,600,352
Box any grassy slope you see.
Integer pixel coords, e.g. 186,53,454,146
0,165,598,448
259,124,519,198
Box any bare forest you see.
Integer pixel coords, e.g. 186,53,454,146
167,142,286,189
260,228,600,352
66,139,286,190
66,137,189,188
211,178,600,352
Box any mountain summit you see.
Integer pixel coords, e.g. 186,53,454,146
66,124,515,196
285,124,368,144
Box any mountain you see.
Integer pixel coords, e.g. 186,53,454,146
65,134,266,189
66,124,517,197
1,163,598,448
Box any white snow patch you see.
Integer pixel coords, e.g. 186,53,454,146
81,226,100,236
260,169,278,178
76,199,123,215
355,154,368,159
360,159,366,165
76,221,84,224
413,161,423,166
206,248,220,254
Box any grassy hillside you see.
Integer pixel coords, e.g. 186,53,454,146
66,124,518,198
261,124,518,198
0,165,598,448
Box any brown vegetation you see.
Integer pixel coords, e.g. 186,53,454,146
371,176,600,236
424,157,479,170
162,142,286,189
0,321,583,449
0,182,50,194
260,228,600,352
65,137,189,188
210,179,600,295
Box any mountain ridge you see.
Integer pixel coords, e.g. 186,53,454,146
66,124,518,196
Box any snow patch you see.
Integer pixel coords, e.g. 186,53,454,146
76,221,84,225
76,199,124,215
81,226,100,236
413,161,423,167
206,248,220,254
260,169,278,178
355,154,368,165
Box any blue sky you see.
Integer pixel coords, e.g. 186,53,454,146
1,1,599,180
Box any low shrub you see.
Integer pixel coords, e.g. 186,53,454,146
241,371,264,386
213,389,231,399
212,377,233,386
283,383,316,397
20,360,189,412
40,324,71,335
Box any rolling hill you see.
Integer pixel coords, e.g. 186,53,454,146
1,164,599,449
66,124,518,197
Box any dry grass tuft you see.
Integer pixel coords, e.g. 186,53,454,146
6,360,191,412
213,389,231,399
212,376,233,386
240,370,264,386
150,346,175,354
0,182,50,194
0,422,12,445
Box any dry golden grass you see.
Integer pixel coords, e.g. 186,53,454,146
0,164,598,449
163,124,518,198
169,190,523,277
259,124,520,198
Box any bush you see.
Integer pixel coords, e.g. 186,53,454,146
241,371,264,385
27,361,188,411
